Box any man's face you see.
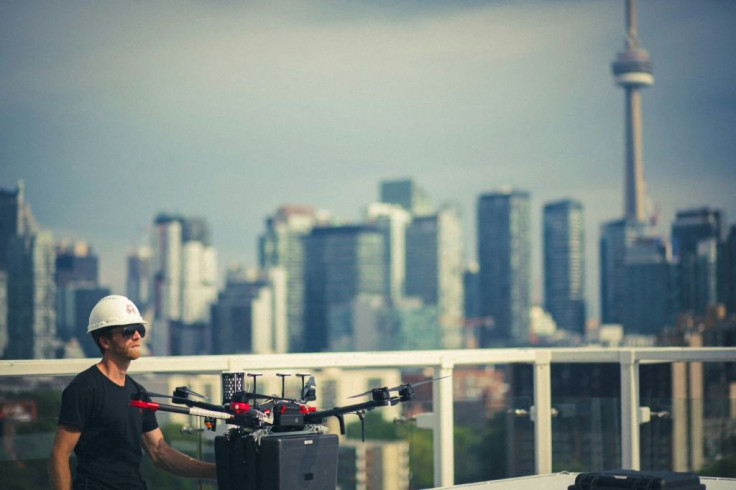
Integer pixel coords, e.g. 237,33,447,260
106,325,144,361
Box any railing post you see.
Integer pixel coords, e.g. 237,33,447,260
433,362,454,488
533,350,553,474
620,350,640,469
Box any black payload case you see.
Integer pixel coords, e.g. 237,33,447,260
568,469,705,490
215,430,339,490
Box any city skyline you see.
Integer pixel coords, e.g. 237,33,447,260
2,1,735,321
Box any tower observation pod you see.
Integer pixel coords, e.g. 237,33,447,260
612,0,653,224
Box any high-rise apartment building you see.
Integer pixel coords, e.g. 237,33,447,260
126,246,153,311
543,199,586,335
405,205,464,349
671,207,724,316
56,284,111,356
379,179,433,216
365,202,411,304
54,241,99,287
259,205,320,352
151,214,217,355
211,267,286,354
2,183,50,360
6,231,57,359
477,190,531,345
53,241,109,356
303,225,385,352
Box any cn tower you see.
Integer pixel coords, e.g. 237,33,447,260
612,0,654,223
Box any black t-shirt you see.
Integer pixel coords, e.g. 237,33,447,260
58,365,159,490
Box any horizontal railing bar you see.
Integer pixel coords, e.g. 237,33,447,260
549,347,736,363
1,347,734,378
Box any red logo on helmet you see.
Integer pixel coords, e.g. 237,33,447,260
126,303,136,315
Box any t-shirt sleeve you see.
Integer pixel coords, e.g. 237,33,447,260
142,408,159,433
58,381,93,430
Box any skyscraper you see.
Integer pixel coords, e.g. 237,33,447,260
259,205,320,352
54,241,99,287
405,205,465,349
0,181,37,271
600,219,648,325
126,246,153,311
612,0,654,223
54,241,109,356
303,225,385,352
365,202,411,304
56,284,111,356
477,189,531,345
671,207,724,316
211,267,278,355
1,182,48,360
543,199,586,335
380,179,433,216
6,231,57,359
151,214,217,355
622,236,678,334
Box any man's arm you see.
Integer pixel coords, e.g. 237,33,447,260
141,427,217,480
49,425,81,490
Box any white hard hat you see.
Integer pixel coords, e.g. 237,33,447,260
87,295,147,334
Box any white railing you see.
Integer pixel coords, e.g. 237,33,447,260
2,347,735,488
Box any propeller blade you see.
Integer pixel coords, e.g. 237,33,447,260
144,391,176,400
348,376,449,399
348,388,382,399
388,376,449,392
176,387,205,399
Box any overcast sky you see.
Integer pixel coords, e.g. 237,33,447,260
2,0,735,322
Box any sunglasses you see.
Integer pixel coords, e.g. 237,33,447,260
115,324,146,340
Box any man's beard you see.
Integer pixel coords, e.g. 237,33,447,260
110,340,141,360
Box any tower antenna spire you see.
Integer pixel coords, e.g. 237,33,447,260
626,0,638,49
612,0,653,223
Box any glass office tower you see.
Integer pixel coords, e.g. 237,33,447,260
477,189,531,345
543,199,586,335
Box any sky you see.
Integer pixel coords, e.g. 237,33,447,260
2,0,735,323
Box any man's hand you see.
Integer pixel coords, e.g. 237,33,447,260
141,427,217,479
49,425,81,490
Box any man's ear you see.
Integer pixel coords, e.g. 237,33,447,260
98,334,112,351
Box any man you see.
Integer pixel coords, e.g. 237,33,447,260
49,295,217,489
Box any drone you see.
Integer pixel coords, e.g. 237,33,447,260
129,372,443,489
129,372,438,439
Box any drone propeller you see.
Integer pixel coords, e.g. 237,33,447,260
388,376,448,392
348,376,449,399
144,391,176,400
142,387,207,404
174,386,205,399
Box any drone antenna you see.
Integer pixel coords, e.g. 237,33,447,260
296,373,311,393
247,373,263,407
276,373,291,398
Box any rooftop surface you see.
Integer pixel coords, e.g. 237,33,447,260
435,473,736,489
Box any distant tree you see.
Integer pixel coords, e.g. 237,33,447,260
700,435,736,478
345,410,511,487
